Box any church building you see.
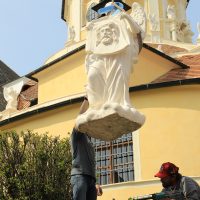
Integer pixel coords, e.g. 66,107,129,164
0,0,199,199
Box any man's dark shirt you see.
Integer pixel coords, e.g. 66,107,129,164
70,128,96,179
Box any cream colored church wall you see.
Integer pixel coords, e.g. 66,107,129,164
131,85,200,180
98,181,163,200
129,48,179,86
34,48,179,105
0,104,79,138
1,84,199,199
34,51,87,104
1,84,199,180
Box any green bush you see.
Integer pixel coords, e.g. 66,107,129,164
0,130,72,200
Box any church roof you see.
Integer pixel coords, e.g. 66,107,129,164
0,60,19,86
147,43,188,56
0,60,19,111
152,54,200,83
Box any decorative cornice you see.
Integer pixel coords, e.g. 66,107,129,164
0,78,199,127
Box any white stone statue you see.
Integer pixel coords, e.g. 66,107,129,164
4,88,18,111
65,24,76,46
149,13,159,31
176,21,194,43
76,2,146,141
167,5,176,20
68,25,75,41
1,77,30,119
130,2,146,39
149,13,160,43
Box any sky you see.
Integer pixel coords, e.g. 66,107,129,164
0,0,199,77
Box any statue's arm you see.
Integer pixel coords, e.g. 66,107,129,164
120,12,141,35
121,13,143,52
74,98,89,130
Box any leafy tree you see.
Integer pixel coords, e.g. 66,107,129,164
0,130,72,200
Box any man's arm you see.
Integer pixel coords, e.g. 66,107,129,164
181,177,200,200
74,97,89,130
79,97,89,115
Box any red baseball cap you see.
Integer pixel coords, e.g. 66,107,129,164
154,162,179,178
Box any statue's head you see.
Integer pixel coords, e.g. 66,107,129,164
96,22,120,46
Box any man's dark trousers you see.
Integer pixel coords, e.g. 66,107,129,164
71,175,97,200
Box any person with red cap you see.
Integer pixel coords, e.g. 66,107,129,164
155,162,200,200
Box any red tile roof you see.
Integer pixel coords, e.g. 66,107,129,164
152,54,200,83
147,44,188,55
176,54,200,66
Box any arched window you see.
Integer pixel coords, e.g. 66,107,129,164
86,2,99,22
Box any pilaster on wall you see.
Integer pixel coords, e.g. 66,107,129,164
176,0,187,21
148,0,160,30
162,0,171,40
148,0,160,42
133,130,142,181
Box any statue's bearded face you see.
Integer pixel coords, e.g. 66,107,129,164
96,23,119,47
99,25,113,45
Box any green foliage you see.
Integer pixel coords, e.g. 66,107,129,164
0,130,72,200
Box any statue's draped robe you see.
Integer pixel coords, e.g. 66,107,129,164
85,13,141,109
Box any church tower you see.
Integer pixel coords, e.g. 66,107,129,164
62,0,99,44
61,0,193,46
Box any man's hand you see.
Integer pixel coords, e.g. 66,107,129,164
79,98,89,115
96,184,103,196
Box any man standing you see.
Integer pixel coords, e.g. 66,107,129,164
155,162,200,200
70,98,103,200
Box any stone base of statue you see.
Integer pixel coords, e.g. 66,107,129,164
76,103,145,141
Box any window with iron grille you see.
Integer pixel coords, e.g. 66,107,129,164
91,133,134,185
